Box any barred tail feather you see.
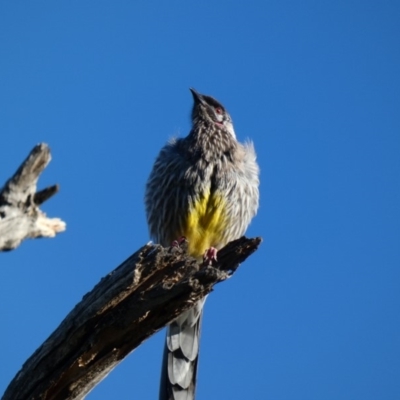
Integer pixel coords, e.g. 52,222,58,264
160,299,205,400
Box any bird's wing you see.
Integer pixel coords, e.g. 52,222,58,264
145,138,192,246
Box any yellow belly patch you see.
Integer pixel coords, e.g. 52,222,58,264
182,189,228,258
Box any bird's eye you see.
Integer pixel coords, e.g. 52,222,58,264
215,107,223,114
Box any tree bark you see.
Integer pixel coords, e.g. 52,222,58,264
2,236,261,400
0,143,66,252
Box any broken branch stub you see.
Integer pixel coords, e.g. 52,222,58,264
0,143,66,252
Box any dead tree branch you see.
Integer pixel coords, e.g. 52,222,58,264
2,236,261,400
0,143,66,251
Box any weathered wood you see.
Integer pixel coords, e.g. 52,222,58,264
0,143,66,251
2,236,261,400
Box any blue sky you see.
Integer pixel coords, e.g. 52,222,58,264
1,2,399,399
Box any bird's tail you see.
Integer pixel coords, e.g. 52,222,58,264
159,298,206,400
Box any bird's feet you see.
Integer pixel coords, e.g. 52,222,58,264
203,247,218,265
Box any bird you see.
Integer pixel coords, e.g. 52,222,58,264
145,88,259,400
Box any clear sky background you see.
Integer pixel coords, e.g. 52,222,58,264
1,2,399,400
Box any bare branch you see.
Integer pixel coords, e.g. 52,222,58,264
34,184,60,205
0,144,66,251
2,236,261,400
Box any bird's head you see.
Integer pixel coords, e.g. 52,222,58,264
190,88,236,139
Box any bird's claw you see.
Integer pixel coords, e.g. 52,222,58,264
171,236,187,247
203,247,218,265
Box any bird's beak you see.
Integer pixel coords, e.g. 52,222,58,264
190,88,206,105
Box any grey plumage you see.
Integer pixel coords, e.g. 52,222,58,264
145,88,259,400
